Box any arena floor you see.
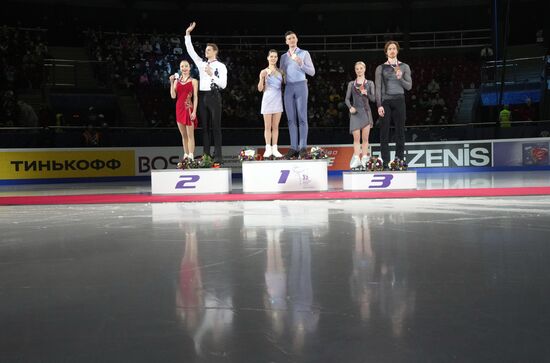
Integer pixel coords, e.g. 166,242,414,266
1,170,550,362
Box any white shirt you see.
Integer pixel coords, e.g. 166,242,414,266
184,35,227,92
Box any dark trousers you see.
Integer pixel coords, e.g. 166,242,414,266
379,95,406,165
198,91,222,162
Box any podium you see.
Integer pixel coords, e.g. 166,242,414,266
242,159,328,193
342,170,417,191
151,168,232,195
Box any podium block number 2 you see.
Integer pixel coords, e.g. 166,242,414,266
175,175,200,189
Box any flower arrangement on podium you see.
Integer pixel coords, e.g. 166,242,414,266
238,147,263,162
176,154,214,169
366,156,384,171
388,158,408,171
307,146,329,160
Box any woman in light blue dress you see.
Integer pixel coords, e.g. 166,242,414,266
258,49,284,158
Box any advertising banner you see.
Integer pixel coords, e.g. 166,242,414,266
2,137,549,182
0,149,135,180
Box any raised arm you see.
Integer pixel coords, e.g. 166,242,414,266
258,69,266,92
170,75,177,99
184,22,203,65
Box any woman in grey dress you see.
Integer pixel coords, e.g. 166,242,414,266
345,61,376,169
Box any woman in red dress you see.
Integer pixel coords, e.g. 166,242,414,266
170,60,199,160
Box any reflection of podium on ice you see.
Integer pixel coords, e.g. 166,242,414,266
242,201,329,243
242,201,329,231
152,202,235,228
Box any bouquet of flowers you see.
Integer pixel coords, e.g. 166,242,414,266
308,146,329,160
238,147,261,162
366,156,384,171
177,157,197,170
388,158,408,171
177,154,214,169
198,154,215,168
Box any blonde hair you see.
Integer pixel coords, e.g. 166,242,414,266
355,61,366,68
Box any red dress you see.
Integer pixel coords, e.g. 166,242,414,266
175,80,197,127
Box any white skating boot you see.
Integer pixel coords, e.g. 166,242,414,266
271,145,283,158
361,155,369,169
263,144,272,158
350,154,361,169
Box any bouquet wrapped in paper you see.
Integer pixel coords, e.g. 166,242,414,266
366,156,384,171
388,158,408,171
238,147,262,162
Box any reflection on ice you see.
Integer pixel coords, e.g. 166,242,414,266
350,214,416,338
175,222,234,359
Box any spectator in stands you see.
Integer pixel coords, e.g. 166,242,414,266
258,49,284,159
516,97,537,121
375,40,412,167
17,100,38,127
325,103,338,122
82,124,101,146
480,45,493,61
173,44,183,55
141,40,153,54
139,72,149,86
425,109,433,124
499,104,511,128
434,93,446,109
185,22,228,164
536,29,544,44
1,90,17,126
427,78,440,94
410,94,418,108
345,61,376,169
170,36,181,47
280,30,316,158
419,93,431,109
170,60,199,160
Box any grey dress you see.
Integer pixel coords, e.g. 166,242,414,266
345,79,376,134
